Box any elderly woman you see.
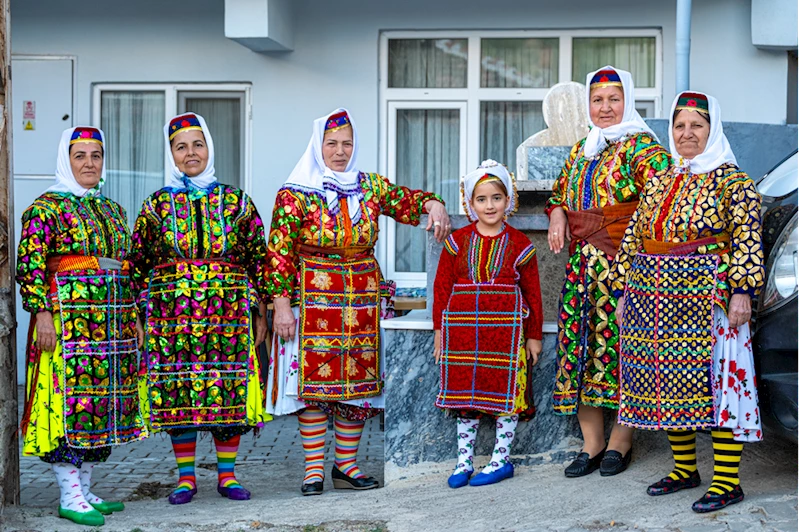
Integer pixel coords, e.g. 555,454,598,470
611,92,764,512
547,66,670,478
130,113,270,505
17,127,145,526
266,108,449,495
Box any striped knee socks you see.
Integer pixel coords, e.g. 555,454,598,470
298,407,328,484
214,434,242,489
666,430,699,481
708,430,743,495
170,430,197,494
333,414,366,479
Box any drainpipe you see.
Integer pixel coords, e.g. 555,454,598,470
675,0,692,93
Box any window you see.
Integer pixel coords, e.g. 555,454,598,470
92,83,251,227
379,30,662,286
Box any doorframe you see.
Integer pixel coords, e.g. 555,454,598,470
10,54,76,180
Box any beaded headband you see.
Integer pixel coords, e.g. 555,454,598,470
675,92,710,115
325,111,351,133
168,114,203,141
589,69,623,89
70,127,103,146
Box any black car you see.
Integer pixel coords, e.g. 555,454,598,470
753,150,798,442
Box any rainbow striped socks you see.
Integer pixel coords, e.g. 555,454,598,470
170,431,197,494
333,414,366,479
214,435,242,490
299,407,328,484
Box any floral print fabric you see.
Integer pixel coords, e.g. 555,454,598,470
130,184,269,431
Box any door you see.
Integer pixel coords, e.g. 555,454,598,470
12,56,74,384
383,101,466,285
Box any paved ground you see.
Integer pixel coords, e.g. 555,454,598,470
13,387,384,508
3,387,797,532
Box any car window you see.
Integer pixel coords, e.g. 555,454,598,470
757,152,798,198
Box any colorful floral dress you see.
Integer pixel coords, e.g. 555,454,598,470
608,163,764,441
548,132,670,414
433,223,543,419
17,192,146,466
266,172,441,420
130,184,270,437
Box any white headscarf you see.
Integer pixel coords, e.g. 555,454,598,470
583,65,658,158
164,113,218,191
461,159,516,222
47,127,106,197
668,91,737,175
284,108,363,223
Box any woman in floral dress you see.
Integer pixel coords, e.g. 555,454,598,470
548,66,670,478
130,113,269,505
266,108,449,495
611,91,764,513
17,127,145,526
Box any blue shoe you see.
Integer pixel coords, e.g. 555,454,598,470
447,469,474,489
469,463,514,487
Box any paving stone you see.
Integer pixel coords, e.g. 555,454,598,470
766,520,798,532
758,501,799,522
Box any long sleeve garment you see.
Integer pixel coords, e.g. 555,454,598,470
547,132,671,215
266,172,441,301
609,163,765,305
433,223,543,341
17,192,131,313
129,184,269,305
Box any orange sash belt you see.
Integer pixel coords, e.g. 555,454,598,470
297,244,374,259
566,202,638,258
642,234,730,256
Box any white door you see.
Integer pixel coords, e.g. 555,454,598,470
12,56,73,384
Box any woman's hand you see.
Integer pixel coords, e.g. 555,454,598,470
273,297,296,342
615,295,625,327
35,311,57,352
547,207,570,254
136,316,145,349
254,302,268,346
433,329,442,364
526,338,543,367
728,293,752,329
424,200,451,243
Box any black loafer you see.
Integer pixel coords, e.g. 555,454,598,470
301,481,324,496
600,448,632,476
331,467,379,490
564,449,605,478
692,485,745,513
647,471,701,496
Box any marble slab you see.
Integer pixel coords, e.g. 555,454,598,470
383,329,581,482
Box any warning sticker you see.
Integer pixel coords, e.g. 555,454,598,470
24,120,35,131
23,101,35,120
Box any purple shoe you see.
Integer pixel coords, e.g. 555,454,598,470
217,485,251,500
168,488,197,505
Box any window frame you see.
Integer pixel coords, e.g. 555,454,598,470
384,100,468,283
378,29,662,287
91,82,253,193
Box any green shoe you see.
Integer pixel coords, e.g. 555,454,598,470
90,500,125,514
58,506,105,526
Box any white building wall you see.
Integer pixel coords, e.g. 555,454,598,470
10,0,789,218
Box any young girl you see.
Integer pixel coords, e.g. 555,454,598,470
433,160,544,488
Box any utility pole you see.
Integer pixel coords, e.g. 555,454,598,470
0,0,19,513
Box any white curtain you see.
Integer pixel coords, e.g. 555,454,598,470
481,38,559,88
388,38,468,88
182,97,242,188
394,109,461,273
572,37,656,88
480,101,545,169
101,91,165,228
